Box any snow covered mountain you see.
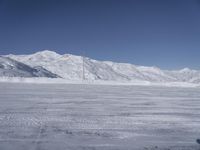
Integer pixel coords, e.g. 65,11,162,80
0,56,59,78
5,50,200,83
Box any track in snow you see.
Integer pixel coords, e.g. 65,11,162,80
0,83,200,150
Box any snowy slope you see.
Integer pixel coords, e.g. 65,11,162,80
0,56,59,78
164,68,200,83
6,50,200,83
7,50,128,80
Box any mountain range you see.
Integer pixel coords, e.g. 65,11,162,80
0,50,199,84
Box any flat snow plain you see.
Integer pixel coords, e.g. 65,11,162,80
0,83,200,150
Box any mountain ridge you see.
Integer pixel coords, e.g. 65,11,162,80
0,55,60,78
4,50,200,84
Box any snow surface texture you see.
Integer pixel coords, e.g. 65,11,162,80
2,50,200,86
0,83,200,150
0,56,59,78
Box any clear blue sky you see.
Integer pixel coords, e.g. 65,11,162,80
0,0,200,69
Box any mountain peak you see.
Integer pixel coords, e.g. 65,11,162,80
34,50,60,56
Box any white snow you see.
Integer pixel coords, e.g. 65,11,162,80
0,77,199,88
0,83,199,150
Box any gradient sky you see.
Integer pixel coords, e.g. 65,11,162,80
0,0,200,69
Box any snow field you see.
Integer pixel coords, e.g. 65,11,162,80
0,83,200,150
